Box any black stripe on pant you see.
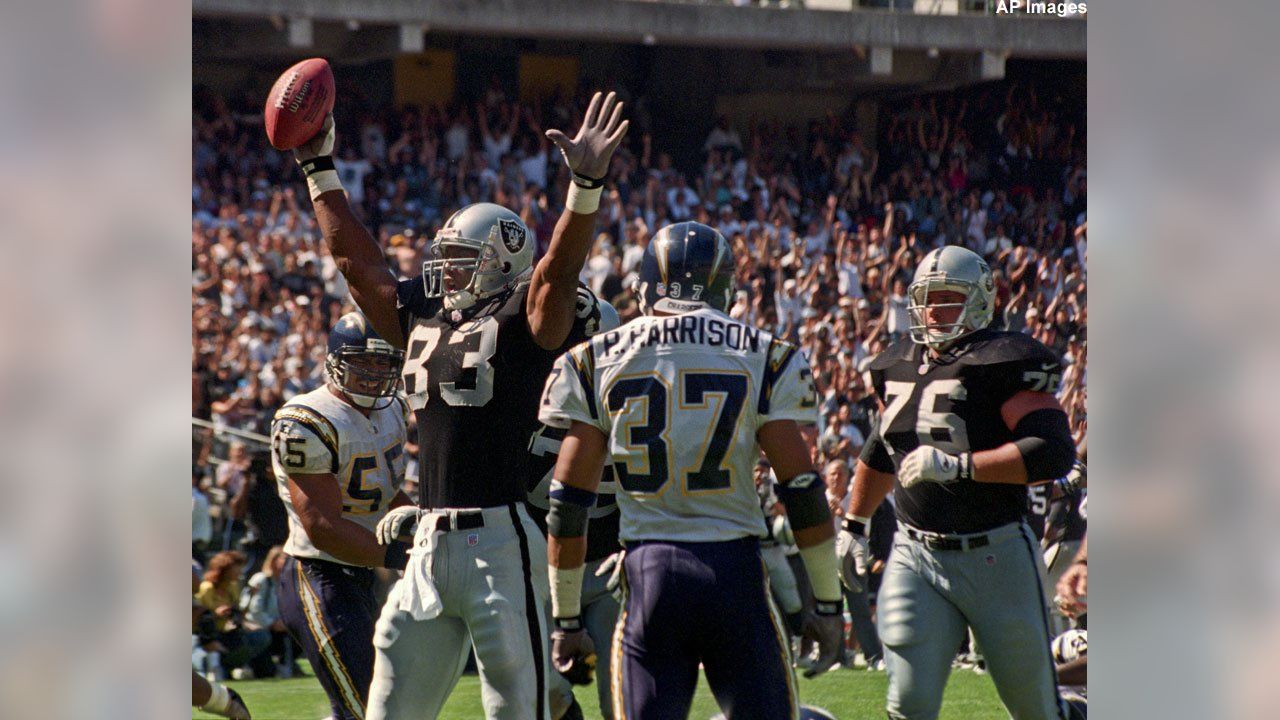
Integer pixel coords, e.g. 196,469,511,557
1016,526,1068,720
509,504,547,720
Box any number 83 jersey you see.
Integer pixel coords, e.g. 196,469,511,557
270,386,409,565
539,307,818,544
865,327,1065,534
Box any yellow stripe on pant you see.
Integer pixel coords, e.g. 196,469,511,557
295,561,366,720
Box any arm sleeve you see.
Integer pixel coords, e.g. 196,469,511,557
985,339,1065,405
395,277,440,340
758,342,819,425
859,417,896,474
538,346,607,434
271,409,338,475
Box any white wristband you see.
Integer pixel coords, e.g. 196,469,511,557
305,169,344,202
549,564,584,618
565,183,602,215
202,682,231,713
799,537,842,604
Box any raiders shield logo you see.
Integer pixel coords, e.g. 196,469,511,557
497,218,527,254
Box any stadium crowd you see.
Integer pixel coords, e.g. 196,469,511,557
192,75,1086,678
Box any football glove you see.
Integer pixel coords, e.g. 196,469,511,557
800,605,844,678
835,529,870,592
376,506,421,545
551,622,597,685
594,550,625,601
899,446,972,489
545,91,630,181
293,113,335,164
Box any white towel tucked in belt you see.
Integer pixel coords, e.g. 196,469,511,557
387,512,443,621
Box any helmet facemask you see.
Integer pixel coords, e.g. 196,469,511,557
423,228,525,311
907,274,984,350
325,342,404,410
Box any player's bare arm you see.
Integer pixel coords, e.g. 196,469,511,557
901,388,1075,488
286,473,408,570
527,91,629,350
758,419,844,677
545,420,609,684
294,115,405,347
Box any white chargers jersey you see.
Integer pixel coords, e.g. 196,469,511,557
539,308,818,543
270,386,409,565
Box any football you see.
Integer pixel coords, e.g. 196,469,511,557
263,58,335,150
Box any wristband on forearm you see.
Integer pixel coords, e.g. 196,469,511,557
383,540,411,571
565,183,602,215
298,155,343,201
798,537,841,609
201,682,233,714
842,515,871,536
550,564,584,619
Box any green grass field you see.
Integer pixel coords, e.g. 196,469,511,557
195,665,1007,719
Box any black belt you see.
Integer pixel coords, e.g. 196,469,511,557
431,512,485,532
901,525,990,552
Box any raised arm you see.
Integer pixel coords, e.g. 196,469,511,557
293,115,404,347
526,91,629,350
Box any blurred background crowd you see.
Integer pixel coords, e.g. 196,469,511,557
192,73,1086,677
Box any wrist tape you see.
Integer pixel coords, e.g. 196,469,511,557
565,182,602,215
298,156,343,201
550,565,584,619
202,682,231,713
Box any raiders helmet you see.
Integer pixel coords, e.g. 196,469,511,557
325,312,404,410
423,202,534,310
906,245,995,349
636,221,734,314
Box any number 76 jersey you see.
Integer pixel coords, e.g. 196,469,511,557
866,327,1065,533
538,308,818,544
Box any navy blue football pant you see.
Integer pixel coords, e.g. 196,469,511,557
279,555,377,720
614,537,798,720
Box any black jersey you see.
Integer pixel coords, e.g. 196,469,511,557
1030,459,1088,546
862,328,1065,534
397,279,588,509
525,423,623,562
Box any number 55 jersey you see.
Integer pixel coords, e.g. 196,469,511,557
538,307,818,544
863,327,1065,534
270,386,410,564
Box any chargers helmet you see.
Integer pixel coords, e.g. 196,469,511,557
325,312,404,410
1051,628,1088,664
906,245,995,349
423,202,534,310
636,221,733,315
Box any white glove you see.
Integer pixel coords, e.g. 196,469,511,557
293,113,335,163
835,529,870,591
376,506,421,545
899,446,971,489
594,550,626,600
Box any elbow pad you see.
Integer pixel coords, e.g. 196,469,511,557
774,472,831,532
1012,409,1076,481
547,481,597,538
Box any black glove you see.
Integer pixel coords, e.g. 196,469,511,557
801,601,844,678
551,618,597,685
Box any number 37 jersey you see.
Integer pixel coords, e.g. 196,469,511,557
539,308,818,544
865,327,1065,533
270,386,409,565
